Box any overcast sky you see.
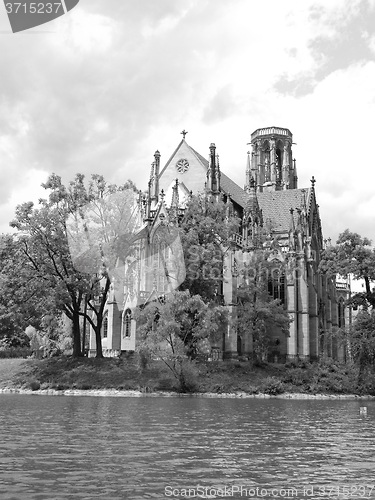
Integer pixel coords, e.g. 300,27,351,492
0,0,374,245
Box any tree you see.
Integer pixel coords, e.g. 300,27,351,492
237,245,291,362
0,234,56,347
10,198,86,357
337,310,375,384
135,290,227,391
179,194,240,302
236,248,291,363
320,229,375,309
67,175,141,357
10,173,139,358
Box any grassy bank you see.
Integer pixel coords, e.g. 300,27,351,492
1,356,375,396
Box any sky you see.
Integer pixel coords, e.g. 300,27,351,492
0,0,375,245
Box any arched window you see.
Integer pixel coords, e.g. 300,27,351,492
338,299,345,328
151,227,172,293
268,270,286,305
263,141,270,181
102,315,108,338
124,309,132,337
276,140,283,183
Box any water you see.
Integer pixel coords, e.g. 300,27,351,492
0,395,374,499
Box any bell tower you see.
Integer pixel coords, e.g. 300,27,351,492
249,126,297,192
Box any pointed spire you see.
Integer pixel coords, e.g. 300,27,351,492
169,179,179,223
138,189,144,218
245,151,251,192
310,176,316,188
150,161,156,202
153,150,161,202
171,179,179,209
207,143,220,199
146,180,152,221
289,208,295,232
293,158,298,188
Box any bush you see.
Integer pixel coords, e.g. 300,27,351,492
178,361,200,393
0,346,32,358
260,376,285,395
309,360,358,394
282,367,311,387
137,349,151,372
29,380,40,391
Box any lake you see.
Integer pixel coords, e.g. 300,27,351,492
0,394,374,499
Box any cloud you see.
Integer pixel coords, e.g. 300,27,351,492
0,0,374,248
202,85,238,124
274,0,375,96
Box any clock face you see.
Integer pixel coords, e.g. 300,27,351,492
176,158,189,173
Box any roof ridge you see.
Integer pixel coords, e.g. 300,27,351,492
158,139,185,177
190,146,209,167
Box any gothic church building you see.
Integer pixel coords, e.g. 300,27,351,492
89,126,350,362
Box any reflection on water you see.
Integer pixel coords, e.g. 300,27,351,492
0,395,374,499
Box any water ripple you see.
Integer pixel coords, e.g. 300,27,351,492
0,396,375,498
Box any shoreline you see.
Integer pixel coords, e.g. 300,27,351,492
1,387,375,400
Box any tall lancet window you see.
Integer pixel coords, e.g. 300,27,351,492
263,141,270,181
123,308,132,337
276,141,283,183
268,270,286,305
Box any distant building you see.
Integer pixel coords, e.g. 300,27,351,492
89,126,351,361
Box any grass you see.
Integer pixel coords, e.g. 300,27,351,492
0,355,372,395
0,358,29,388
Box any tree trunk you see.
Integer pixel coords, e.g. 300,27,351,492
72,310,83,357
94,326,103,358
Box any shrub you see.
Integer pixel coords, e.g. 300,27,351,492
282,367,311,387
260,376,285,395
0,346,32,358
29,380,40,391
137,349,151,372
178,361,200,393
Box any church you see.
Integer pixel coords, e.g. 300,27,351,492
89,126,350,362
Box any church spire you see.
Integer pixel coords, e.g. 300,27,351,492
206,143,221,200
153,150,161,202
245,151,251,192
170,179,179,222
292,158,298,188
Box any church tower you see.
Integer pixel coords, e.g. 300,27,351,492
250,126,297,192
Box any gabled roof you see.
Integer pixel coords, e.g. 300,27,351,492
190,146,247,206
159,139,185,177
220,173,247,207
158,140,315,234
160,140,208,177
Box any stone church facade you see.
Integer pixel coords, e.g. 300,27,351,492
89,126,350,362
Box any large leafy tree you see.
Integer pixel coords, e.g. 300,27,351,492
10,173,139,358
10,191,87,357
135,290,227,391
67,175,140,357
320,229,375,309
179,194,240,302
0,234,56,342
236,249,291,363
336,310,375,383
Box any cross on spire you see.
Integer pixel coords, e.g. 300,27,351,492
180,129,188,140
